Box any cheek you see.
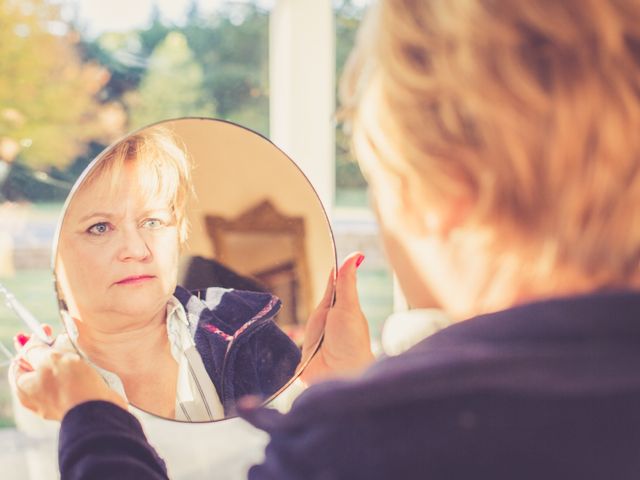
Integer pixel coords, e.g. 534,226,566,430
60,240,106,285
156,232,179,259
149,232,180,278
369,175,409,235
379,229,442,309
369,181,443,309
57,241,111,316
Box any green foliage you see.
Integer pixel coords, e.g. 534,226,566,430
80,31,146,101
126,31,215,129
2,0,368,197
181,4,270,135
0,0,110,169
110,4,270,135
335,0,368,191
138,4,170,55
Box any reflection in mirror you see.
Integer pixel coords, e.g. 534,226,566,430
53,118,335,422
203,200,311,344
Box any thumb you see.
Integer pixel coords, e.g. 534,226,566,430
334,252,365,311
319,267,336,309
14,370,40,413
22,344,58,371
303,268,335,353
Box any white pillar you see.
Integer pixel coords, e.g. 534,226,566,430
269,0,335,214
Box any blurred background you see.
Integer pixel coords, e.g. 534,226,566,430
0,0,393,467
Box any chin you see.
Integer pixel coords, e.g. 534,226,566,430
110,292,172,318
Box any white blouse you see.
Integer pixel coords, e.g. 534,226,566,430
63,297,225,422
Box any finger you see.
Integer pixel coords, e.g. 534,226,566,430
317,268,335,309
22,332,47,350
52,334,74,352
21,343,55,369
334,252,365,311
302,269,336,355
306,268,336,331
13,332,30,351
304,271,333,337
8,358,35,400
18,357,34,372
14,370,43,414
8,358,20,387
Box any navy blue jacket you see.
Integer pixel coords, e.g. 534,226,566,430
59,290,640,479
174,286,301,414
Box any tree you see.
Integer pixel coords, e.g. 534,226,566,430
335,0,368,191
138,4,170,56
79,31,146,104
126,31,214,130
182,4,270,135
0,0,112,169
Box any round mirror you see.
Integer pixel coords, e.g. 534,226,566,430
52,118,335,422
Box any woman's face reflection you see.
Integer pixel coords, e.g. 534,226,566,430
57,161,180,332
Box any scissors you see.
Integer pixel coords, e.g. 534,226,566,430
0,341,12,367
0,282,54,347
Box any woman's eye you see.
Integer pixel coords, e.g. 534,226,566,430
87,223,111,235
142,218,164,229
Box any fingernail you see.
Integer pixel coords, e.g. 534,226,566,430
16,334,28,346
356,254,365,268
18,358,33,372
42,325,52,336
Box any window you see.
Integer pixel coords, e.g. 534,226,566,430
0,3,394,477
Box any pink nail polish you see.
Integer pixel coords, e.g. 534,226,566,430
356,255,365,268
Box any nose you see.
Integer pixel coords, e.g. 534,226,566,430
117,227,151,262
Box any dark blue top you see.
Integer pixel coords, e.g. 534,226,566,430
59,290,640,479
174,285,301,414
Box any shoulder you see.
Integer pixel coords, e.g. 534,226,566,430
246,344,640,480
173,285,281,332
243,349,472,479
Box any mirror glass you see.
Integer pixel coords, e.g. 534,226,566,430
53,117,335,422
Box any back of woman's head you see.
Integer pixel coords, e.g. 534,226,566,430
342,0,640,285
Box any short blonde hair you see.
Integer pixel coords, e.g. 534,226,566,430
82,126,193,245
341,0,640,284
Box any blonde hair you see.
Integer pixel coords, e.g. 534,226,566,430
341,0,640,286
82,126,193,245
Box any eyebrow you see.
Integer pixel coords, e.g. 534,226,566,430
77,207,173,224
78,212,115,223
140,207,173,217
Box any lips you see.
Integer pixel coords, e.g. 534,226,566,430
114,275,156,285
